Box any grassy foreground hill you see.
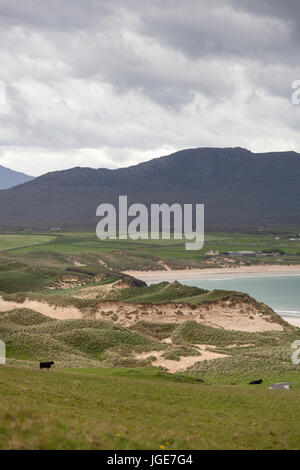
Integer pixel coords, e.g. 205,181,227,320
2,303,298,449
1,366,300,450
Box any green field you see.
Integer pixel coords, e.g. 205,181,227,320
0,234,56,251
1,366,300,450
0,229,300,272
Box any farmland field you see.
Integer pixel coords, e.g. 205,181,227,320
2,229,300,270
0,234,56,251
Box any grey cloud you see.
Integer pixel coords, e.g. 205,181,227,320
132,1,291,60
0,0,114,31
0,0,299,174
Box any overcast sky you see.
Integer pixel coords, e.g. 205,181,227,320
0,0,300,176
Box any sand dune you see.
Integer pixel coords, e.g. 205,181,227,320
0,295,284,332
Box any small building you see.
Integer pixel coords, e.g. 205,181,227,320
204,250,219,256
224,251,256,257
257,251,275,257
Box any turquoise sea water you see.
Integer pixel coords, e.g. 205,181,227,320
178,275,300,319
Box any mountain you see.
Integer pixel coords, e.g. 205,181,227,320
0,165,34,189
0,147,300,229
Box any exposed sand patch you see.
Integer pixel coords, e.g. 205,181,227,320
0,297,82,320
157,260,171,271
0,294,286,332
161,337,172,344
226,343,255,348
74,260,87,267
95,299,284,332
98,259,107,267
112,279,133,289
135,349,228,373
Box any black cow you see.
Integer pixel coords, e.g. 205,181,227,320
249,379,263,385
40,361,55,370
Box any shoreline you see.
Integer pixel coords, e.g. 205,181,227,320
124,264,300,282
124,265,300,329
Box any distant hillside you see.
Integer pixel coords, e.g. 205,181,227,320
0,165,34,189
0,147,299,228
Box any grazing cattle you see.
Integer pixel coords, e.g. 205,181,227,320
40,361,55,370
249,379,263,385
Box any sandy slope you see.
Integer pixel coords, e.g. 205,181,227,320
0,296,285,331
95,299,285,331
0,298,82,320
0,272,294,332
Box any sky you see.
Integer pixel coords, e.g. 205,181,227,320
0,0,300,176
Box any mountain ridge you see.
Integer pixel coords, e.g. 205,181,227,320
0,147,300,229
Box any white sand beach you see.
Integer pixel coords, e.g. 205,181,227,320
282,316,300,327
124,265,300,329
124,265,300,282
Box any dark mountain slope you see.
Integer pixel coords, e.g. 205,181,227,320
0,147,299,229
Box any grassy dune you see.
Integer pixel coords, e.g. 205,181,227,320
1,308,299,378
0,309,159,368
